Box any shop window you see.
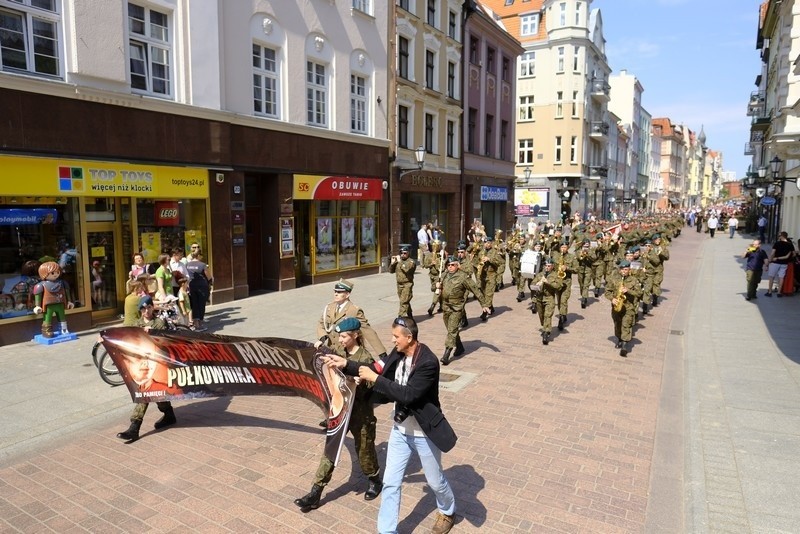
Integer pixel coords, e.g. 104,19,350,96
0,198,84,320
313,200,378,273
134,199,207,265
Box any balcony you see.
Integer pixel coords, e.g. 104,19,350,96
589,121,609,139
744,142,759,156
589,78,610,103
750,115,771,132
589,165,609,179
747,91,765,117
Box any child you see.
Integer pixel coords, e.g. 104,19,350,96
176,273,193,328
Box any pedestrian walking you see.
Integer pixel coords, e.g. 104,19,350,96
743,240,768,301
765,231,795,297
390,245,416,317
315,279,386,358
606,261,643,357
707,214,719,238
438,255,490,365
727,215,739,238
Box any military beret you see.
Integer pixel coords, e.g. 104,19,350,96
485,236,494,242
618,260,631,268
447,255,459,264
138,295,154,309
582,238,590,244
334,279,354,292
643,239,652,245
335,317,361,333
544,257,555,265
596,232,604,238
652,233,661,239
632,245,640,252
625,249,635,255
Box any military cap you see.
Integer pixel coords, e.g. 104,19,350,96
582,238,590,245
625,249,635,255
544,257,555,265
457,242,468,251
138,295,154,309
447,255,460,264
334,317,361,333
618,260,631,268
399,244,411,253
643,239,652,245
334,279,354,292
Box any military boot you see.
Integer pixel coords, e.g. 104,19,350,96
516,291,525,302
642,303,649,315
364,475,383,501
154,405,176,429
479,311,488,322
619,342,629,357
454,337,465,357
41,322,54,338
615,338,623,349
557,315,566,331
541,331,550,345
294,484,323,510
427,303,436,316
440,348,453,366
651,295,659,307
594,288,601,298
581,297,587,309
460,315,469,328
116,420,142,442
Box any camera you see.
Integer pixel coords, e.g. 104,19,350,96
393,404,410,424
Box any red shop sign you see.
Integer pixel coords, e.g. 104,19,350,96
312,177,382,201
155,201,180,226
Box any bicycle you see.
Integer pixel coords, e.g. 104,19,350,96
94,297,192,386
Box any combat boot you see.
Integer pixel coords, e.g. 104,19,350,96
615,338,623,349
516,291,525,302
619,342,629,357
594,288,601,298
541,332,550,345
294,484,323,510
427,303,436,316
454,337,465,357
364,475,383,501
460,316,469,328
651,295,659,307
41,322,54,338
642,303,649,315
440,348,453,366
116,420,142,442
479,311,488,322
557,315,565,331
154,405,176,429
581,297,587,309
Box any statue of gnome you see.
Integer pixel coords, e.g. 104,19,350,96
32,261,74,338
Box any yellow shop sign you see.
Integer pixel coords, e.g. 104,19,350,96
0,155,208,199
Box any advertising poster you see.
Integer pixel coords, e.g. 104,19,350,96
514,188,550,217
316,218,333,253
140,232,161,263
280,217,294,258
184,230,204,256
101,328,356,465
361,217,375,246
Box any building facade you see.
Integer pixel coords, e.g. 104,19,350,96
0,0,390,344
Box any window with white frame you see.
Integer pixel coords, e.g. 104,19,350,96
573,46,580,71
425,112,435,153
555,136,562,163
575,1,582,25
520,51,535,77
446,119,455,157
306,60,327,127
448,10,457,39
128,3,171,96
519,95,534,121
556,91,563,118
427,0,436,27
352,0,371,15
425,49,435,90
518,138,534,164
570,136,577,163
398,36,409,79
398,105,409,148
397,0,410,11
556,46,565,72
559,2,566,26
447,61,456,98
520,13,538,36
572,90,578,117
350,74,367,134
252,43,280,118
0,0,60,77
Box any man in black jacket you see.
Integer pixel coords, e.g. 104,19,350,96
324,316,456,534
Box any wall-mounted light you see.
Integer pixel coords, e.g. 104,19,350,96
398,146,426,181
524,167,532,181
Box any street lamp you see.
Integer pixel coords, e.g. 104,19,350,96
561,178,570,199
398,146,426,181
524,167,532,181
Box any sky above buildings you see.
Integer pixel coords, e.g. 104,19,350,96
596,0,763,179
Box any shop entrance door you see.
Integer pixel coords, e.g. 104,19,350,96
86,224,121,315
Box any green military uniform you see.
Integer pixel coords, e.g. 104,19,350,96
649,235,670,306
423,243,445,315
493,232,507,291
638,243,656,315
551,246,577,329
316,279,387,357
476,239,500,319
312,343,379,487
532,260,564,344
439,257,488,365
389,246,416,317
130,314,171,423
590,234,607,295
508,235,525,288
575,240,595,308
605,261,643,356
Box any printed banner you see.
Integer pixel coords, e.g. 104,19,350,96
294,175,383,201
100,328,356,465
514,188,550,217
0,208,58,225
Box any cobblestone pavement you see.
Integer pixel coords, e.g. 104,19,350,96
2,228,797,533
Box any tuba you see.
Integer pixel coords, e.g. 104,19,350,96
613,276,626,312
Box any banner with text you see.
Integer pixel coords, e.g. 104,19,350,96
100,327,355,465
293,175,383,201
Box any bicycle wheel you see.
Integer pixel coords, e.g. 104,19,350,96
91,341,104,368
98,351,125,387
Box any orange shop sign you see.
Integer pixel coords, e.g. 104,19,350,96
293,175,382,201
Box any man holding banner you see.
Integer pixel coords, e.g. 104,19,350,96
294,317,382,511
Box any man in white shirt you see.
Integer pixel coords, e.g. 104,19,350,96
417,223,430,263
727,215,739,239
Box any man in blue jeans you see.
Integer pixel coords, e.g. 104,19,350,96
325,316,456,534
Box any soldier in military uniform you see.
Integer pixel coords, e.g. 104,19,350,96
649,234,669,307
575,239,595,309
590,232,607,296
389,244,416,317
605,260,643,356
295,317,382,511
475,237,500,321
639,240,656,315
315,279,387,358
531,258,564,345
438,255,490,365
493,230,507,291
551,241,576,330
508,233,526,289
423,240,446,316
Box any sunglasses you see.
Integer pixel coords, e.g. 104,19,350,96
393,317,408,327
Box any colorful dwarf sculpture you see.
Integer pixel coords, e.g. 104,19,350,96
32,261,74,338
